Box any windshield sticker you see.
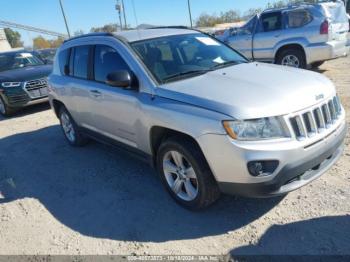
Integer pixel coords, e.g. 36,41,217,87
213,57,225,64
196,37,220,46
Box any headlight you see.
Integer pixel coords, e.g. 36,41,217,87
1,82,21,88
223,117,290,141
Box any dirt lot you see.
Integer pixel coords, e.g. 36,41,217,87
0,56,349,256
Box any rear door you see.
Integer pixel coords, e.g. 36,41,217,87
65,45,96,128
252,11,284,61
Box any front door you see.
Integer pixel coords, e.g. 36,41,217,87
87,44,140,147
253,11,284,62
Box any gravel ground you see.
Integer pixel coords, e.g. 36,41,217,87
0,56,349,256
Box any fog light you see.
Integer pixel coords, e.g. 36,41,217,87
247,160,279,177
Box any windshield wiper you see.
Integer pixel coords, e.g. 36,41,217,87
162,69,212,83
211,60,242,70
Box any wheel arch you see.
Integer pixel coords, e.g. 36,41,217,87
149,126,205,167
275,43,307,63
52,99,66,118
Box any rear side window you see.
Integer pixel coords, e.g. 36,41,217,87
58,48,70,75
72,46,90,79
260,12,283,32
94,45,130,82
287,10,312,28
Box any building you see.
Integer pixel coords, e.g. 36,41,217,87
0,28,12,52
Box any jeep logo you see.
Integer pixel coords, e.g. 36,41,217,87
316,94,324,101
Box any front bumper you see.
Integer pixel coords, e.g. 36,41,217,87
197,118,347,198
0,89,48,109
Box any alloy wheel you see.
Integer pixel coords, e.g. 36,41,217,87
281,55,300,68
60,112,76,143
163,150,199,201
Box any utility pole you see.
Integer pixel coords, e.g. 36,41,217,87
187,0,193,28
116,0,123,31
59,0,71,38
121,0,127,29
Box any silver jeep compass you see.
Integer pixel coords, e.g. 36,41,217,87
48,28,346,210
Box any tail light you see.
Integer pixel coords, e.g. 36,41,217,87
320,20,329,35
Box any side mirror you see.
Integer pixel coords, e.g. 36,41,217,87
106,70,135,89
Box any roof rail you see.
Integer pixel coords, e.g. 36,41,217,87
63,32,114,43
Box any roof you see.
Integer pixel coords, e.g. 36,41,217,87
114,28,196,42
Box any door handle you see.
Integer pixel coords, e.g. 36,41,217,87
90,90,102,97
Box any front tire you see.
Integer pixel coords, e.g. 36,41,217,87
157,137,220,210
58,106,89,147
276,48,306,69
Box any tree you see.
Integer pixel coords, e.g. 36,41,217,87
90,24,119,33
4,28,23,48
74,30,84,36
33,36,51,49
50,37,65,48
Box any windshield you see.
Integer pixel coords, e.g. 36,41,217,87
0,52,45,72
36,49,57,63
131,33,247,84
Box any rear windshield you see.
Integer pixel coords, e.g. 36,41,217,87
322,3,348,23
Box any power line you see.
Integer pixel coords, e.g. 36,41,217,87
0,20,67,38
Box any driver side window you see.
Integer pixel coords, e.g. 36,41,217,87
94,45,130,83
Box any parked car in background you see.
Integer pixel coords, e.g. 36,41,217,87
49,29,346,209
222,1,350,69
33,48,57,64
0,50,52,116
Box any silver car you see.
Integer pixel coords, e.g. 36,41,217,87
222,1,350,69
48,28,346,209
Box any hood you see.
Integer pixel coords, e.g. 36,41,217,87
0,65,52,82
156,62,335,119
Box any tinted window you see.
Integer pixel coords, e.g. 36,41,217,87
73,46,90,79
94,45,130,82
260,12,282,32
0,52,44,72
58,48,70,75
287,10,312,28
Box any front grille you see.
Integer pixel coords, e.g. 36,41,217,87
289,96,342,140
24,78,48,99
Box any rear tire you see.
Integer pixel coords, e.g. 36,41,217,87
0,96,15,117
276,48,306,69
58,106,89,147
156,136,220,210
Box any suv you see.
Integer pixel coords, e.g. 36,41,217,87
222,1,350,69
0,50,52,116
49,29,346,209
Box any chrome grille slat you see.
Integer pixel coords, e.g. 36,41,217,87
24,78,48,98
289,96,341,140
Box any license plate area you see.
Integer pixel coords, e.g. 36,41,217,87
28,87,48,98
